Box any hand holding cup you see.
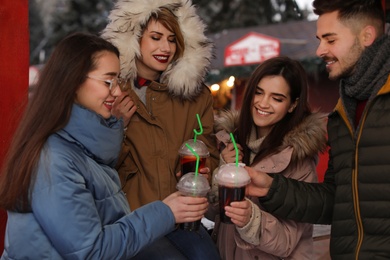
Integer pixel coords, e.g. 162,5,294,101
221,142,244,164
225,199,252,227
214,163,250,224
163,191,208,224
245,166,273,197
176,173,210,231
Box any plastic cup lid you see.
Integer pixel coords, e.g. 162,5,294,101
178,139,210,157
176,172,210,196
214,163,250,187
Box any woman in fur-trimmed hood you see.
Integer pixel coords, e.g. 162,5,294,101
101,0,212,99
210,57,327,260
101,1,220,259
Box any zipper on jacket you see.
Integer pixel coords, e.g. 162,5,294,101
337,106,362,259
352,99,373,260
352,167,363,260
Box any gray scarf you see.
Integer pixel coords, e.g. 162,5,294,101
247,126,266,164
340,35,390,131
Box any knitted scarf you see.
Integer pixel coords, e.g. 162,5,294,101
339,35,390,132
247,126,266,164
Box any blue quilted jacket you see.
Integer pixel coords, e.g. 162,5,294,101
1,104,175,259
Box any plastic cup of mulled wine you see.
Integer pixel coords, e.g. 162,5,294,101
214,163,250,224
178,139,209,175
176,172,210,231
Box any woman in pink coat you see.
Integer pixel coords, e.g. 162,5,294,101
212,56,327,259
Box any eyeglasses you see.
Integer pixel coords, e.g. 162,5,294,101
86,75,126,94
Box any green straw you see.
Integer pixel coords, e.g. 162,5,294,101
193,114,203,143
230,133,239,167
185,143,200,176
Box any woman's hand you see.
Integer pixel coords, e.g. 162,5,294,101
163,191,208,223
111,92,137,126
224,199,252,228
221,143,243,163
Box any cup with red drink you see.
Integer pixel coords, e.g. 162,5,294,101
214,163,250,224
178,139,209,175
176,172,210,231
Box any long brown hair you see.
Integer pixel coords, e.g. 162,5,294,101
236,56,311,166
0,32,119,212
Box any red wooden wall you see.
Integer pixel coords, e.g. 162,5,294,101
0,0,29,252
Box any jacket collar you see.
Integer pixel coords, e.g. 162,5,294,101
57,104,123,167
334,74,390,134
215,110,327,162
377,74,390,95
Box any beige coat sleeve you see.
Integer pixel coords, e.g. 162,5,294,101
236,199,262,245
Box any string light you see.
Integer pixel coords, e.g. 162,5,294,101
227,76,235,88
210,84,220,92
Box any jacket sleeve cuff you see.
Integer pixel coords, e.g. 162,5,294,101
236,199,262,245
136,201,176,233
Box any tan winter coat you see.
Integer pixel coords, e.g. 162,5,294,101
213,111,327,259
101,0,219,210
116,82,219,209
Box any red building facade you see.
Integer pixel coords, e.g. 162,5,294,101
0,0,29,252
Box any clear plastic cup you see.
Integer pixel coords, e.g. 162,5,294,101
214,163,250,224
178,139,210,175
176,172,210,231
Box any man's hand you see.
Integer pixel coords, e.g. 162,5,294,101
245,166,273,197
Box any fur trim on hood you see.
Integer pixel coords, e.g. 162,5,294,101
214,110,328,162
101,0,213,100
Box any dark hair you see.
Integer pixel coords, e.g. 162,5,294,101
237,56,311,166
0,32,120,212
313,0,385,35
